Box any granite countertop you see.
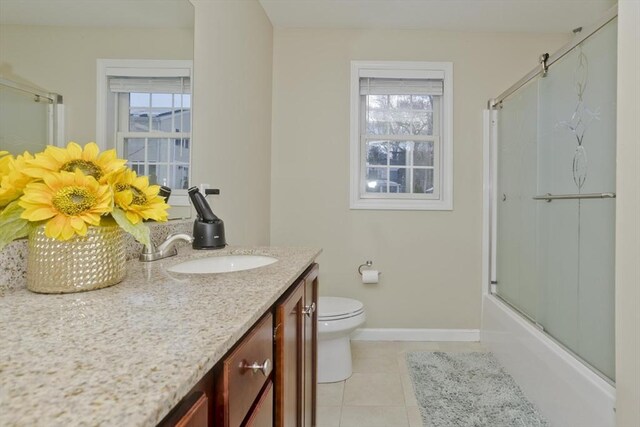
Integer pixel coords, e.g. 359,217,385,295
0,246,321,427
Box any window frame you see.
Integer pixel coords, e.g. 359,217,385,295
350,61,454,210
96,59,193,206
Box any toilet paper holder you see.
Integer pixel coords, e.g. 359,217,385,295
357,260,381,276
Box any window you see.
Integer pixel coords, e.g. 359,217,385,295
97,60,193,206
350,61,453,210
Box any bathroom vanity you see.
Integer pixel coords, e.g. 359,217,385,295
0,246,321,427
160,262,318,427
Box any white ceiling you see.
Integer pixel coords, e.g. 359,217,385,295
0,0,193,28
0,0,616,33
259,0,616,33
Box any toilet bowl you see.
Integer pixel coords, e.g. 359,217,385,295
317,296,366,383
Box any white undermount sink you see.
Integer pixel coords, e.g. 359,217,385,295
167,255,278,274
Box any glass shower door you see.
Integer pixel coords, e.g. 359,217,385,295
536,20,617,380
0,83,50,154
495,18,617,381
496,77,540,321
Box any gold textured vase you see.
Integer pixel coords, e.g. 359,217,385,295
27,225,126,294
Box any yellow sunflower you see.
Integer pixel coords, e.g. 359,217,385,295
19,170,113,240
0,152,36,208
0,151,11,179
111,168,169,224
24,141,126,184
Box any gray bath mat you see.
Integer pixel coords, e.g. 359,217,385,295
406,352,549,427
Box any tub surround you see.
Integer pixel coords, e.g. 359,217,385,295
481,295,616,427
0,245,321,426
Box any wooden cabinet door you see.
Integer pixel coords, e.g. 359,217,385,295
303,265,318,427
160,391,208,427
243,381,274,427
274,263,319,427
275,280,304,427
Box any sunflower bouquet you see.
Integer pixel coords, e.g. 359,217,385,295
0,142,169,250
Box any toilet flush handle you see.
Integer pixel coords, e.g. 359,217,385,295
302,302,316,317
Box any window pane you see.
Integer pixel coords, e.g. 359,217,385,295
414,141,434,166
147,139,169,162
366,94,436,136
174,94,191,109
366,141,387,165
175,110,190,132
124,138,145,162
366,109,388,135
365,167,388,193
413,168,434,194
151,93,173,108
411,112,433,135
367,95,411,135
150,109,173,131
366,109,411,135
130,163,145,176
129,109,150,131
389,95,411,109
172,165,189,189
388,110,412,135
171,138,190,163
389,167,408,193
130,93,149,107
389,142,409,166
147,164,168,186
411,95,433,110
367,95,388,109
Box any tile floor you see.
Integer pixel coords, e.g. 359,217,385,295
316,340,487,427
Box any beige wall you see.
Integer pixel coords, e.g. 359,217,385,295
0,25,193,143
615,1,640,425
271,28,568,329
190,0,273,246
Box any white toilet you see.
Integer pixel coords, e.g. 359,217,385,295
317,296,366,383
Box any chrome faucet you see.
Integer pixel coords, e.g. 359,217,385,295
139,232,194,262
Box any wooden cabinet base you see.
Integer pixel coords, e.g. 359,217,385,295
159,392,208,427
244,381,274,427
275,264,318,427
158,263,318,427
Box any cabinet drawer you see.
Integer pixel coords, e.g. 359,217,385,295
222,312,273,427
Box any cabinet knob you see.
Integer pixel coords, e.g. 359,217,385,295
240,358,272,377
302,302,316,317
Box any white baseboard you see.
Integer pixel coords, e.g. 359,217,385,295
351,328,480,342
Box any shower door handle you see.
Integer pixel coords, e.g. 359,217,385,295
532,192,616,202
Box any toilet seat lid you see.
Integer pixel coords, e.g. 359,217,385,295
318,297,364,320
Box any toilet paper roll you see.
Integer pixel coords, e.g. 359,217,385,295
361,270,379,284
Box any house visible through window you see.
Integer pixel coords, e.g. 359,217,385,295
350,61,453,210
97,60,193,206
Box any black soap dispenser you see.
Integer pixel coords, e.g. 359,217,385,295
188,186,226,249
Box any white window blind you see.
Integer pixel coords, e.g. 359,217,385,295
108,77,191,94
359,78,443,96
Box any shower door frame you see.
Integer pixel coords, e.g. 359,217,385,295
484,6,619,302
480,7,619,425
483,4,619,381
0,77,64,148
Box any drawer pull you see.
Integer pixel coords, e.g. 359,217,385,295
302,302,316,317
240,358,272,377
